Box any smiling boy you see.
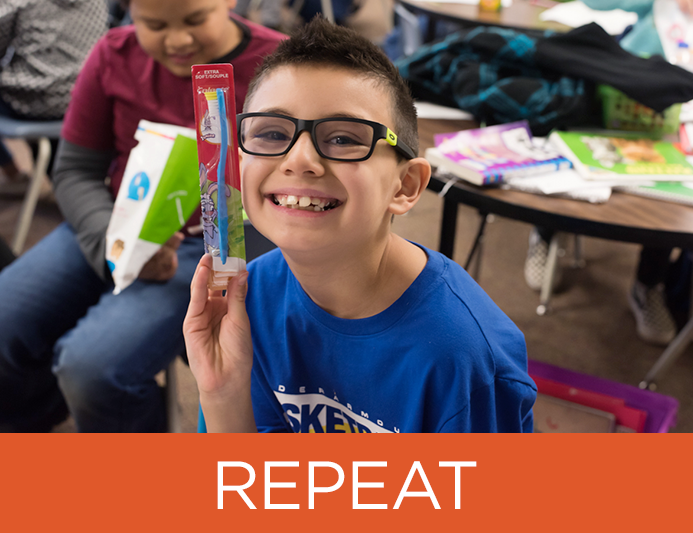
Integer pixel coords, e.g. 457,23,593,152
130,0,243,77
184,18,536,433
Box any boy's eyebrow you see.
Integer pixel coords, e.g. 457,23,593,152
258,108,369,121
183,8,213,21
136,8,212,24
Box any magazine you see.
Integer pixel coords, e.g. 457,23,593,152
425,121,572,186
549,130,693,181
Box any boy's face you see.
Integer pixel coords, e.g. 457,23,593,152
130,0,238,77
240,66,411,256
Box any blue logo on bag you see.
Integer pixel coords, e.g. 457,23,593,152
127,172,150,201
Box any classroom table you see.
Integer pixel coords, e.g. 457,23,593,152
417,118,693,390
398,0,570,42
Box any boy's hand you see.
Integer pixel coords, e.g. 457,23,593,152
183,255,256,432
138,232,184,281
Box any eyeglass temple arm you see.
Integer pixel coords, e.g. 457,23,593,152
384,127,416,159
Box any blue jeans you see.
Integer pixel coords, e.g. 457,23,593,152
0,223,202,432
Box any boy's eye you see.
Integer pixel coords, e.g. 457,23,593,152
186,15,207,26
145,21,166,31
322,129,370,148
325,134,364,146
318,122,372,149
254,130,292,143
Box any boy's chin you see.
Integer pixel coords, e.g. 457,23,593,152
162,59,195,77
269,235,332,256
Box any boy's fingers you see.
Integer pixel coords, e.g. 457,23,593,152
187,255,213,318
200,253,213,268
165,232,185,250
226,271,249,317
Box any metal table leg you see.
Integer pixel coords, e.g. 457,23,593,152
536,232,562,316
640,265,693,389
464,211,489,281
439,196,459,259
640,316,693,391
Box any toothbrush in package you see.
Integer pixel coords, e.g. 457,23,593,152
192,63,246,290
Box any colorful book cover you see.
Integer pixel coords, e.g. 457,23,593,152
549,130,693,181
427,120,572,186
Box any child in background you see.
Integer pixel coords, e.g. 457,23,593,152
183,18,536,433
0,0,284,432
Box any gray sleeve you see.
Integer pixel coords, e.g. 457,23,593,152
0,0,17,57
52,139,116,281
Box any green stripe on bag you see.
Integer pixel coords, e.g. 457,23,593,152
139,135,201,244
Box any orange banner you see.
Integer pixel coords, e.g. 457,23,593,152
1,434,691,531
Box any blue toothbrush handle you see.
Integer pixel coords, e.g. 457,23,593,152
217,88,229,264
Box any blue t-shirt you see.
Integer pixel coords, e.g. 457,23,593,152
244,244,536,433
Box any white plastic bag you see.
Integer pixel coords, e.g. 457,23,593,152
105,120,199,294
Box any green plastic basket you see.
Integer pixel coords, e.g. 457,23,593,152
597,84,681,137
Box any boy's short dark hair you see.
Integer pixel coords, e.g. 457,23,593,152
245,17,419,157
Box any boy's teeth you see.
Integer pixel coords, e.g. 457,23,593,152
274,194,336,212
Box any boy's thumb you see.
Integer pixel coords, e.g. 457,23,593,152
227,271,249,313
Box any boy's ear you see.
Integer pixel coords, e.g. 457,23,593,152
388,157,431,216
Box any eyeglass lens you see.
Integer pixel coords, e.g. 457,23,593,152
240,116,375,160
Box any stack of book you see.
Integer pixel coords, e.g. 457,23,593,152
424,121,573,186
424,121,615,202
549,130,693,206
425,120,693,205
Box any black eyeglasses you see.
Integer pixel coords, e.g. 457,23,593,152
236,112,417,162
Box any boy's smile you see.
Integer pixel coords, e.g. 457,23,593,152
268,190,343,215
240,66,408,256
130,0,240,77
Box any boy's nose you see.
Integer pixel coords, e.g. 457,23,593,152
280,131,324,176
165,28,194,50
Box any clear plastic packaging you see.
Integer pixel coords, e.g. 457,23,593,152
192,63,246,290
